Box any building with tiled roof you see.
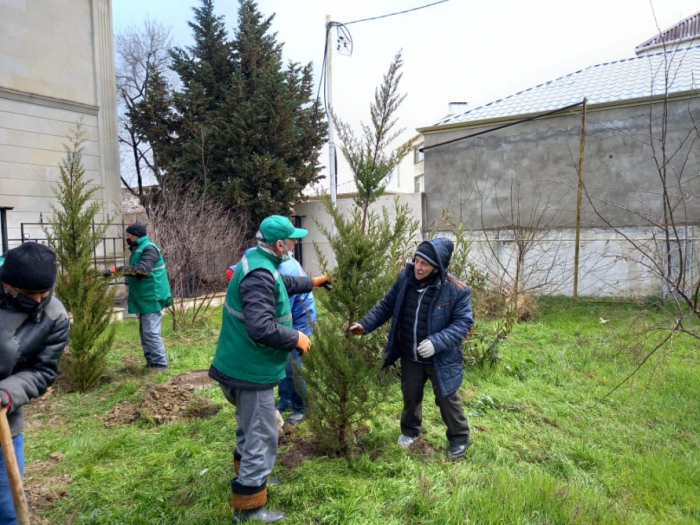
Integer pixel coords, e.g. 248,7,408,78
417,13,700,298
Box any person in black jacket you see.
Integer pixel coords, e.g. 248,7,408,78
348,238,473,458
0,243,69,523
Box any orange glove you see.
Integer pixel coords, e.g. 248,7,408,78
296,331,312,355
312,275,332,290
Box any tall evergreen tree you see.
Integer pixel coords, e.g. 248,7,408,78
44,128,117,392
220,0,326,235
151,0,236,187
303,52,418,455
130,0,325,235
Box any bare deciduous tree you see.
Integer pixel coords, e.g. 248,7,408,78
143,183,248,331
583,43,700,388
115,18,172,196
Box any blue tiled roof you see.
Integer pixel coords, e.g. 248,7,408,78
436,45,700,127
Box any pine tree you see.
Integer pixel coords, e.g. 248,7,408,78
131,0,325,237
303,52,418,455
221,0,326,236
44,127,117,392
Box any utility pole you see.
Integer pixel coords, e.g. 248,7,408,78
325,16,337,225
573,97,587,299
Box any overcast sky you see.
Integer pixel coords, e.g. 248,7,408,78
113,0,700,187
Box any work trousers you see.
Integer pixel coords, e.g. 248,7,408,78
400,357,470,447
220,386,278,488
0,433,24,525
139,311,168,367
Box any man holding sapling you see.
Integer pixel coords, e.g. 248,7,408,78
102,222,172,370
348,238,473,458
210,215,331,523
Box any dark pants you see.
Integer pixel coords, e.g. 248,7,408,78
400,357,470,447
277,349,307,414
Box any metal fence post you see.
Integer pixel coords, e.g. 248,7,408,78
0,207,13,254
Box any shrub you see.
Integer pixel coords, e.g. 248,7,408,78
45,127,117,391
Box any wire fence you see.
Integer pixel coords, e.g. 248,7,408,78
7,220,237,296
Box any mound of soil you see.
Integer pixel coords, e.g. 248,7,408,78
104,383,220,426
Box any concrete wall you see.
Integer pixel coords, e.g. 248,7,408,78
422,98,700,232
294,192,424,276
0,0,121,247
457,226,699,299
395,134,424,192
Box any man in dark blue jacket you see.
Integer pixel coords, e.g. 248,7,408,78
349,238,473,457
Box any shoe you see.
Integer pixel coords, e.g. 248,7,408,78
233,506,285,523
448,443,469,458
286,412,305,424
146,363,168,372
267,477,282,485
397,434,416,448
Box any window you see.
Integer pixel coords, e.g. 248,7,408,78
414,145,424,164
414,175,424,193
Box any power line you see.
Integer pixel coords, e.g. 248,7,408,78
344,0,450,26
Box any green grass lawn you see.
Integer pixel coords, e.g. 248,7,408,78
23,298,700,524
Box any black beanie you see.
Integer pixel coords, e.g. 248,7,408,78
0,243,57,291
126,222,147,238
415,241,439,268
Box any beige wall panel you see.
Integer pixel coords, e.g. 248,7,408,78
0,161,59,181
4,129,100,156
0,0,96,105
0,97,98,126
0,110,99,142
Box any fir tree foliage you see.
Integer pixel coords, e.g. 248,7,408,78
334,51,410,224
45,127,117,392
303,53,419,456
132,0,326,238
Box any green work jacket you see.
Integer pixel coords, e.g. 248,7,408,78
127,236,172,314
212,247,292,384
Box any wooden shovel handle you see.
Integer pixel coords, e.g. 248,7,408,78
0,407,30,525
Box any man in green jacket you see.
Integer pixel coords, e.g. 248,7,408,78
209,215,330,523
104,222,172,369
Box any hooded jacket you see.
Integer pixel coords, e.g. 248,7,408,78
0,293,69,436
358,237,473,397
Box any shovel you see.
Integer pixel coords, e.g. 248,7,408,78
0,407,30,525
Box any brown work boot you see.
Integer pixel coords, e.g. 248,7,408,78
232,506,285,523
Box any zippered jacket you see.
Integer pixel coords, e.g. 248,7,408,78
357,237,474,397
0,294,69,436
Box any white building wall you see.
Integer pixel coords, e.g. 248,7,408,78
0,0,121,248
294,192,424,276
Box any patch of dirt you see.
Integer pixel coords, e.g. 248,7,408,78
119,355,146,375
407,436,442,461
23,388,62,431
23,451,71,523
52,370,111,393
103,383,221,426
278,426,322,469
167,369,215,391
